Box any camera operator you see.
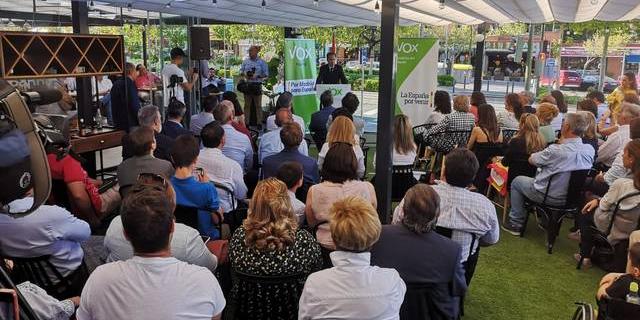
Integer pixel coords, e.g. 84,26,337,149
240,45,268,128
162,47,198,107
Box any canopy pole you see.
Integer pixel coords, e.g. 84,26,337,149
374,0,399,224
142,11,149,67
535,24,545,96
599,24,610,92
444,25,450,75
224,26,228,78
473,23,486,92
159,12,164,75
524,23,535,92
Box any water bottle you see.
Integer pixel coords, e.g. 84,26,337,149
94,107,103,130
626,282,640,305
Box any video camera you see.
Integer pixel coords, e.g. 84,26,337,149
247,67,256,78
168,74,184,89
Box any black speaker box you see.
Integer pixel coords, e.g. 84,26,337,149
189,26,211,60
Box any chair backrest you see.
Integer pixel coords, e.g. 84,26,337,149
572,302,595,320
413,123,437,156
2,255,71,299
310,130,326,150
502,129,518,143
211,181,236,211
435,226,477,262
599,296,640,320
606,191,640,236
174,205,200,230
0,263,40,320
429,130,472,154
359,136,366,149
401,282,457,320
229,270,307,320
542,169,590,207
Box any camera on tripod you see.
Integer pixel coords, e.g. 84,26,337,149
168,74,184,88
247,67,256,78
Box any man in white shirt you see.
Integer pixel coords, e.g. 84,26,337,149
77,187,225,320
275,161,306,225
266,92,306,131
162,47,198,106
197,121,248,213
213,100,254,172
259,108,308,163
597,103,640,167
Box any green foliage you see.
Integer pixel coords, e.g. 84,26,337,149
264,56,281,90
437,74,455,86
536,86,550,101
487,23,528,36
350,77,379,92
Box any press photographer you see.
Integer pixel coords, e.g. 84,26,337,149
239,45,268,128
162,47,198,107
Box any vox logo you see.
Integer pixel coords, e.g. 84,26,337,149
398,42,418,53
287,46,314,60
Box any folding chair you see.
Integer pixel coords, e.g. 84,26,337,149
572,302,595,320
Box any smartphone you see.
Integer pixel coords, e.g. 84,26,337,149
0,289,19,320
193,167,204,178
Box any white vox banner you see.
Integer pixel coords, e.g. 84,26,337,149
315,84,351,108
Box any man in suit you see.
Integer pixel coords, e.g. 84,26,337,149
262,122,319,185
111,62,141,132
316,52,348,85
162,98,191,139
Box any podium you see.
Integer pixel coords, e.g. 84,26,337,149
315,84,351,108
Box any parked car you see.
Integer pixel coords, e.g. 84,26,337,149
581,74,618,93
557,70,582,89
345,60,361,70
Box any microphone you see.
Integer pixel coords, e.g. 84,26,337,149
20,87,63,106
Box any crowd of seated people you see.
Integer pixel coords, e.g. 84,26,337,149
8,78,640,320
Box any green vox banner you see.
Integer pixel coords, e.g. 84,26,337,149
284,38,318,130
395,38,439,124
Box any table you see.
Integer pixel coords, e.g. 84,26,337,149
70,128,125,179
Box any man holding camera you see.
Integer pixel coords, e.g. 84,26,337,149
240,46,268,128
162,47,198,107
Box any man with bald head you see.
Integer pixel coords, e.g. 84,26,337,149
259,107,308,163
214,100,254,172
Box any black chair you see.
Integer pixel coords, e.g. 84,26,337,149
501,129,518,144
413,123,437,168
310,130,326,150
371,165,418,202
211,182,246,236
435,226,478,286
572,302,596,320
423,130,472,177
522,169,590,254
472,142,505,194
0,263,39,320
174,205,200,231
3,255,87,300
360,136,370,179
401,282,461,320
226,270,308,320
597,296,640,320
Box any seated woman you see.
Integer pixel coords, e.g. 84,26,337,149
579,110,599,162
229,178,322,319
497,93,523,129
500,114,547,189
469,91,486,122
426,90,451,125
307,143,377,252
371,184,467,320
536,102,559,144
467,104,503,193
317,116,365,179
299,196,406,319
575,139,640,270
550,90,568,131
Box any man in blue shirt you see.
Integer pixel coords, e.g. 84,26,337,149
309,90,336,150
213,100,254,173
263,122,319,185
170,135,222,240
503,113,595,236
240,46,268,127
259,108,308,163
111,62,141,132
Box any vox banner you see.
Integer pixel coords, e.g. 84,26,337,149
395,38,439,124
315,84,351,108
284,39,318,130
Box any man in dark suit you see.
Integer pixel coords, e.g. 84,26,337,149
111,62,141,132
161,98,191,139
316,52,348,85
371,184,467,319
309,90,335,150
262,122,319,185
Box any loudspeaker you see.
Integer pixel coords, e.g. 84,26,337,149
189,26,211,60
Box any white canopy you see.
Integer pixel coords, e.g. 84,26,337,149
4,0,640,26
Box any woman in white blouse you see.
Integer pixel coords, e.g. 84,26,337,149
373,114,417,168
317,116,365,179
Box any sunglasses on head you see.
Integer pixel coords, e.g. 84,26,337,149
136,173,168,189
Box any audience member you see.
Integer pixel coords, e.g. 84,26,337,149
550,90,567,131
498,93,523,129
317,116,366,179
597,103,640,168
426,90,451,124
307,143,376,250
536,102,560,144
577,99,599,120
121,105,174,162
77,187,225,320
111,62,140,132
214,99,254,172
276,162,307,224
309,90,336,149
586,90,608,122
197,121,248,214
263,122,319,185
596,243,640,304
519,90,536,113
579,111,599,162
299,196,406,319
222,92,252,139
469,91,486,122
467,104,503,193
266,92,306,131
394,148,499,284
135,64,160,89
602,117,640,186
576,139,640,269
327,92,365,136
259,108,308,163
425,95,475,138
170,135,222,240
229,178,321,318
605,72,638,126
190,95,217,136
162,98,191,139
391,114,417,166
117,126,174,197
372,184,467,319
538,94,556,105
104,177,217,272
0,193,90,295
503,113,595,235
501,114,547,188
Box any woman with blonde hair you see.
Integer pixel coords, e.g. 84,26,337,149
392,114,417,165
501,113,547,188
317,115,365,178
228,178,322,319
535,102,559,144
603,72,638,127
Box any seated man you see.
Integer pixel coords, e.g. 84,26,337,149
275,161,306,225
190,95,217,136
104,179,217,272
266,92,305,131
76,187,225,320
327,92,366,136
597,117,640,192
503,113,595,235
47,143,120,229
196,121,247,214
258,108,308,163
0,194,90,294
162,98,191,139
597,103,640,168
117,126,174,197
122,105,174,162
309,90,335,149
170,135,222,240
263,122,319,185
213,99,253,172
393,148,499,285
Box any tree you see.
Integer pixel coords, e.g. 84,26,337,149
582,30,630,73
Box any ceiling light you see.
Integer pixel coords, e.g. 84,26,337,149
374,0,380,13
261,0,266,11
165,2,171,8
313,0,318,7
439,0,445,10
212,0,217,5
23,21,31,30
7,20,15,27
